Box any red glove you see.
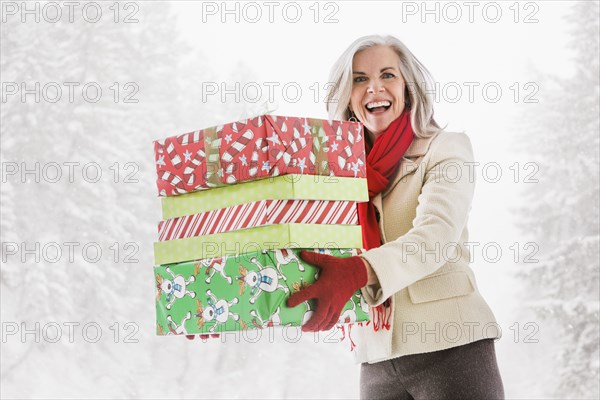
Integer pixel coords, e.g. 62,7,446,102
287,251,368,332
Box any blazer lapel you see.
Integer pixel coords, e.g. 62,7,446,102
382,132,439,197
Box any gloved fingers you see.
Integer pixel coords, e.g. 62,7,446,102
300,250,334,269
302,303,332,332
317,308,336,332
305,306,334,332
325,305,346,331
287,282,320,308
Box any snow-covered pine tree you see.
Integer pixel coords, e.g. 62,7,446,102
515,1,599,398
0,2,218,396
1,3,366,397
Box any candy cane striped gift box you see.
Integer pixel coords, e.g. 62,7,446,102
158,199,358,241
153,174,369,265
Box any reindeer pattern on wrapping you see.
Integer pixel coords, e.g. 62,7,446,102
273,248,304,272
195,291,240,333
155,249,368,336
197,257,233,284
156,268,196,310
249,307,286,329
238,257,290,304
165,312,193,335
291,277,315,326
339,292,363,324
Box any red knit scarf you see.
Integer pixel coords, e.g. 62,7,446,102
358,108,414,331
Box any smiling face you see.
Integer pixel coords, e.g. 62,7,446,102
350,45,406,139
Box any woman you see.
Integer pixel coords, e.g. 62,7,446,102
287,35,505,399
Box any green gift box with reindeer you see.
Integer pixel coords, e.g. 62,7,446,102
155,248,369,335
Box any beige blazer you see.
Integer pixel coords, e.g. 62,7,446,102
354,130,500,364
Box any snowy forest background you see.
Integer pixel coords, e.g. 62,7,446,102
1,1,598,399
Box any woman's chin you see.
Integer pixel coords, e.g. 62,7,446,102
365,120,392,138
366,112,396,132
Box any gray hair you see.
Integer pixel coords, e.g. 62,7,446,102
325,34,443,138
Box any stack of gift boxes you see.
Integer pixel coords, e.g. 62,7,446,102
153,115,370,336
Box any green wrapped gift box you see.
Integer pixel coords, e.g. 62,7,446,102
160,174,368,219
155,248,370,336
153,223,363,265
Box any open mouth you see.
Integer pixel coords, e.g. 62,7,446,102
365,100,391,114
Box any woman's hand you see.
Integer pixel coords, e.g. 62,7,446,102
286,251,368,332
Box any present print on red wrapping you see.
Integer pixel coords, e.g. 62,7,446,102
153,115,365,197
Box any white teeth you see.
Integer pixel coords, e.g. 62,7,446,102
366,101,391,109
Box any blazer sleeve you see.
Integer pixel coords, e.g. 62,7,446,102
360,132,476,306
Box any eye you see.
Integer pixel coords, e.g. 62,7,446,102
353,76,367,83
382,72,395,79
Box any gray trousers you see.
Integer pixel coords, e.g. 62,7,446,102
360,339,504,399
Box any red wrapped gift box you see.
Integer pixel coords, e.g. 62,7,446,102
154,115,365,196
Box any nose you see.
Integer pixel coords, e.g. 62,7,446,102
367,81,385,93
